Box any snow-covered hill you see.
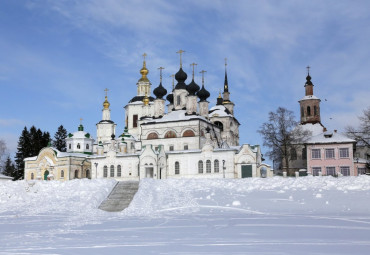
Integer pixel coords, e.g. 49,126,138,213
1,177,370,254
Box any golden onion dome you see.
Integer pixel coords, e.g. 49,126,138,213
103,96,110,109
138,60,149,82
143,93,149,105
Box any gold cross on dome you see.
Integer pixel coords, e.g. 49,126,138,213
158,67,165,83
104,88,109,97
80,118,83,125
306,65,310,74
190,63,197,79
176,49,185,68
143,53,147,62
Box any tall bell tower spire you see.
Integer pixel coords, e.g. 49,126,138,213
299,66,321,124
222,58,234,115
137,53,151,97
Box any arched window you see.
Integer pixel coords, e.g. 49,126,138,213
301,107,304,117
77,143,81,149
165,131,177,138
69,144,71,149
117,165,122,177
314,106,317,116
302,147,307,160
214,121,224,131
291,148,297,160
103,166,108,177
31,172,34,180
44,170,49,180
86,170,90,179
74,170,78,179
206,160,211,173
147,132,158,140
183,130,195,137
198,160,203,174
214,160,219,173
131,143,135,149
86,144,89,150
175,162,180,174
110,165,114,177
177,95,181,106
307,106,311,116
61,170,64,178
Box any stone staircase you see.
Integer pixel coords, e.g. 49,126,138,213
98,181,139,212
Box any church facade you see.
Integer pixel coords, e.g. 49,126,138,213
24,53,272,181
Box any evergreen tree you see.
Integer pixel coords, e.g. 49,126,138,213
2,156,15,179
53,125,67,152
14,127,31,180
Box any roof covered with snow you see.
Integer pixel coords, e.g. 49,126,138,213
299,123,325,136
209,105,233,117
67,130,92,140
306,131,356,144
142,110,207,124
299,95,320,101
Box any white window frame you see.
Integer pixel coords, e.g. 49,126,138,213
198,160,203,174
325,148,335,159
206,160,211,173
214,159,219,173
340,166,350,176
326,166,336,176
312,167,321,176
339,148,349,158
312,149,321,159
175,162,180,174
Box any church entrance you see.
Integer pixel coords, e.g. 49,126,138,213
44,170,49,180
145,167,154,178
241,165,252,178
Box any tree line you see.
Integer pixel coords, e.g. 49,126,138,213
0,125,67,180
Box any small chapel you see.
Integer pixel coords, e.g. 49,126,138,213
24,52,272,181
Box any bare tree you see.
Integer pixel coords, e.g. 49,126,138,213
0,139,7,172
346,106,370,147
258,107,311,175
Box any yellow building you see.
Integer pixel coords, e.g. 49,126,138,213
24,147,91,181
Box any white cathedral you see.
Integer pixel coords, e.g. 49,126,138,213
24,53,272,181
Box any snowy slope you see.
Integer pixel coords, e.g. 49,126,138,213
1,177,370,254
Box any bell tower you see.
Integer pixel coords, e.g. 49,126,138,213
299,66,321,124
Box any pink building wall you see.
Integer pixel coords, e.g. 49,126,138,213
307,143,355,176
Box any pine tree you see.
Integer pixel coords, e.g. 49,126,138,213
14,127,31,180
2,156,15,179
53,125,67,152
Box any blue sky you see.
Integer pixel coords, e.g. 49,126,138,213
1,0,369,164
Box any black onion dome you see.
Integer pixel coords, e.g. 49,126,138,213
305,74,313,86
197,84,210,102
166,92,174,104
187,79,200,96
174,68,188,90
153,82,167,99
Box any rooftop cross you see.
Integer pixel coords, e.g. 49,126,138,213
170,74,175,90
104,88,109,97
306,65,310,75
143,53,147,62
225,57,227,67
158,67,165,83
80,118,83,125
190,62,197,79
200,70,207,87
176,49,185,68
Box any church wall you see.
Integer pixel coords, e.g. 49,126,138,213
166,150,236,178
90,155,140,181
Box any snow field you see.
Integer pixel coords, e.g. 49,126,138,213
1,176,370,254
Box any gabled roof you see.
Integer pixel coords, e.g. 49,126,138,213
306,131,356,144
